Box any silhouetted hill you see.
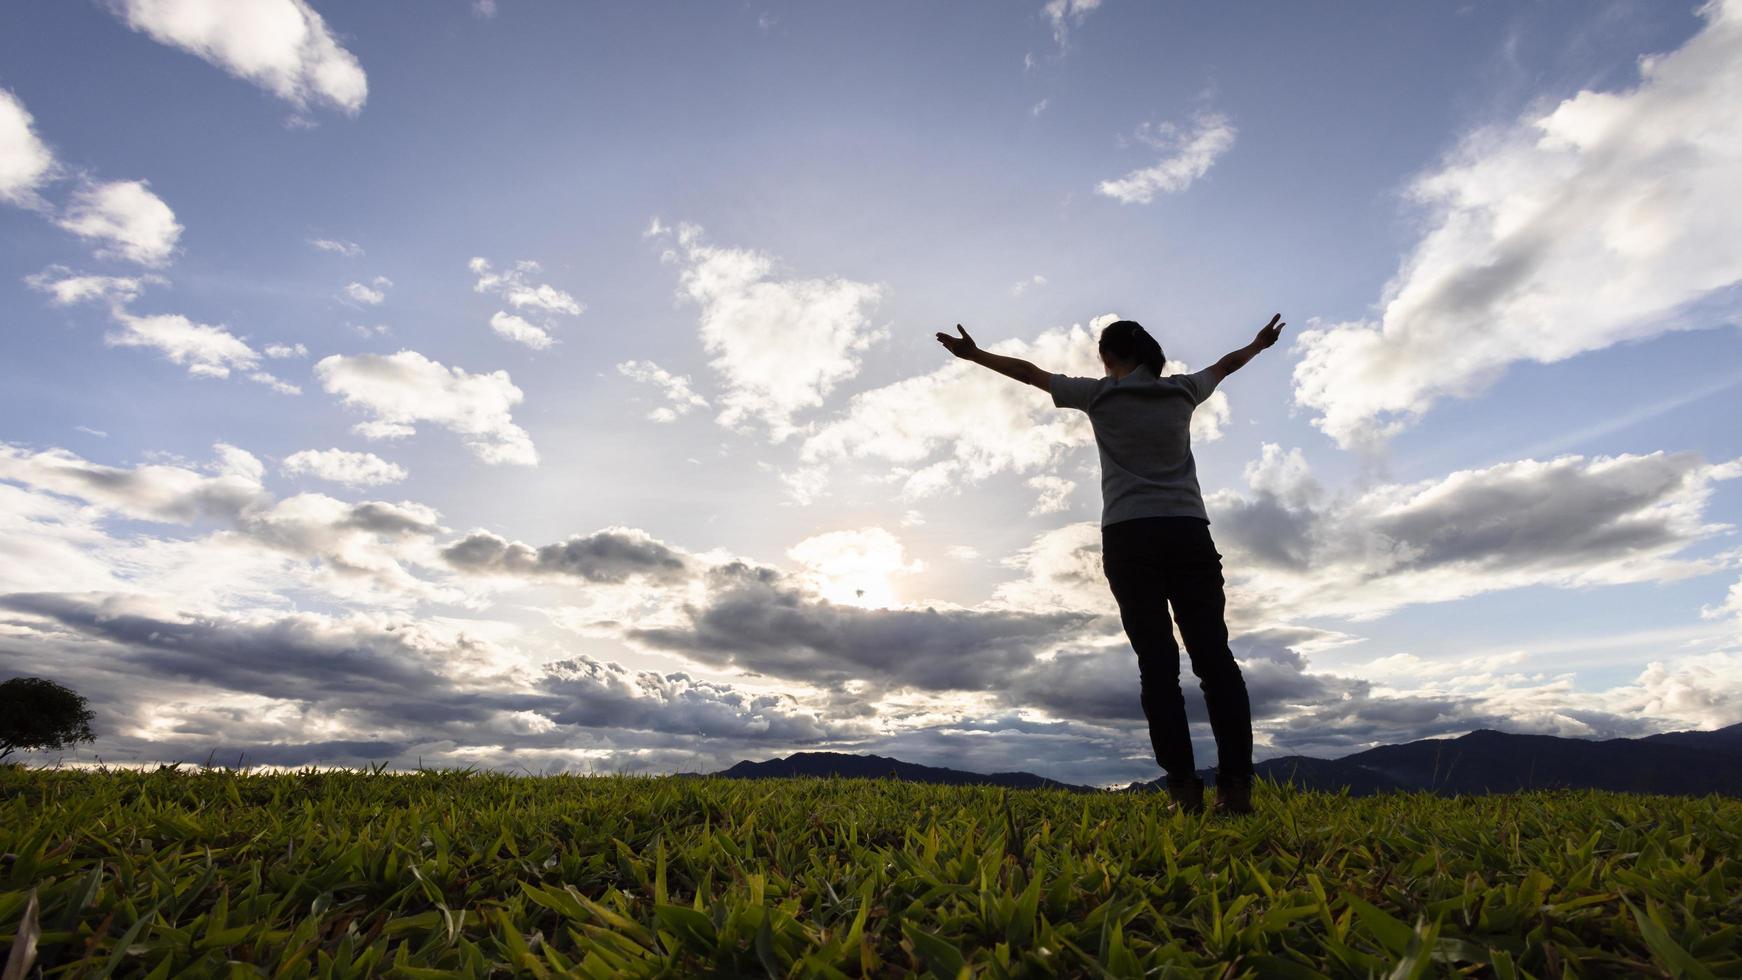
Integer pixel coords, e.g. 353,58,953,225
704,751,1096,792
1128,722,1742,796
1639,721,1742,751
697,723,1742,797
1335,726,1742,795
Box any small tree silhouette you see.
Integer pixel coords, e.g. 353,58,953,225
0,676,96,761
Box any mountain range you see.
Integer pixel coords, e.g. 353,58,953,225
682,722,1742,797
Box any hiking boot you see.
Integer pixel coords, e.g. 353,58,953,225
1213,774,1254,816
1164,775,1205,815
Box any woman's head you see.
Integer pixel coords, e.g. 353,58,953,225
1098,319,1165,377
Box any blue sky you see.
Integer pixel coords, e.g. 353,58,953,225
2,0,1740,787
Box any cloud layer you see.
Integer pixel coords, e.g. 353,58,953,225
5,433,1740,784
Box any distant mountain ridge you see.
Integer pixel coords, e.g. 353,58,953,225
1226,725,1742,797
687,751,1094,792
691,723,1742,797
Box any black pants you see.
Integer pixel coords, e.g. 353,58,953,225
1101,515,1253,785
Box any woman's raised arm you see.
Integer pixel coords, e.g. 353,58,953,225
935,324,1051,391
1204,314,1286,385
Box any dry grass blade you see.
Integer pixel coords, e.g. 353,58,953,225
0,888,38,980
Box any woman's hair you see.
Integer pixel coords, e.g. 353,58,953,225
1099,319,1165,375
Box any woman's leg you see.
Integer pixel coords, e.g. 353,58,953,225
1101,520,1198,782
1163,521,1254,785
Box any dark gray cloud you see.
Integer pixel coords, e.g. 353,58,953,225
339,501,444,535
0,591,533,723
1204,448,1737,619
540,657,837,741
442,528,691,584
1215,450,1722,576
628,560,1094,691
1208,494,1317,571
0,590,859,770
1367,453,1705,572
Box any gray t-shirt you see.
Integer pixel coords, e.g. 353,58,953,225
1049,364,1220,527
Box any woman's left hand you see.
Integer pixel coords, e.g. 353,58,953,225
936,324,978,359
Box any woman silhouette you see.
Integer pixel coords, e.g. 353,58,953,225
936,314,1284,815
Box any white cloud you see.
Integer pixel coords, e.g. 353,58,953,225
489,311,553,350
469,257,583,315
0,441,268,524
1720,576,1742,621
1096,112,1236,205
1012,273,1047,296
246,372,300,395
797,318,1228,501
26,266,298,392
664,222,885,440
1026,474,1075,515
110,0,368,115
779,465,830,506
1562,652,1742,732
1030,98,1049,117
314,350,537,465
617,359,708,422
1293,0,1742,449
0,88,56,206
281,448,407,487
264,342,308,358
341,276,389,305
56,180,183,266
989,521,1110,615
308,237,361,256
25,265,163,307
1042,0,1101,48
470,258,581,349
472,0,498,19
106,310,296,392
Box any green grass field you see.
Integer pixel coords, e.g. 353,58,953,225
2,766,1738,978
